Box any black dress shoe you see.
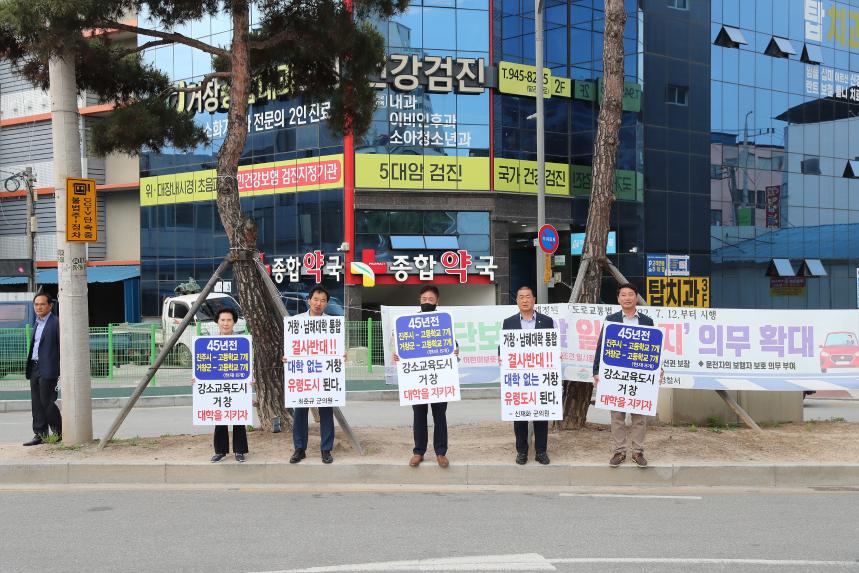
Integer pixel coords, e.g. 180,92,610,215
515,452,527,465
321,451,333,464
290,448,306,464
210,453,226,463
235,453,246,462
535,452,550,465
23,435,43,447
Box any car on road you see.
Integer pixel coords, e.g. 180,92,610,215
819,331,859,373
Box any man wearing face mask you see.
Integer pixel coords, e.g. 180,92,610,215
392,285,459,468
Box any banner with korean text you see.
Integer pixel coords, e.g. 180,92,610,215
394,312,461,405
595,323,664,416
283,316,346,408
193,335,254,425
500,329,563,421
381,304,859,392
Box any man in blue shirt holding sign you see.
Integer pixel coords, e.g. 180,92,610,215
592,283,658,468
502,285,556,466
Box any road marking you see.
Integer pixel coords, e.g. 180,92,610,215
547,558,859,567
560,493,702,500
254,553,556,572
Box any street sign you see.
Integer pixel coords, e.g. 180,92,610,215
66,177,97,242
538,224,559,254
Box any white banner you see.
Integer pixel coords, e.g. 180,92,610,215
393,311,461,406
192,335,254,426
595,323,664,416
283,316,346,408
500,329,563,421
381,304,859,392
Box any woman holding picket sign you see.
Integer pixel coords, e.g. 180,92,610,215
208,307,250,463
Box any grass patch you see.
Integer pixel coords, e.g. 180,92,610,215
41,433,62,444
246,425,255,432
829,416,846,423
759,420,783,429
55,443,83,451
688,424,698,433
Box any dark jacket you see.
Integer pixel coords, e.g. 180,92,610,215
502,311,555,330
592,310,654,376
26,313,60,380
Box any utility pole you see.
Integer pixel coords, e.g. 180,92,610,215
23,167,37,293
534,0,548,304
50,55,93,445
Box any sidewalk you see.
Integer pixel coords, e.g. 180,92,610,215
1,400,858,489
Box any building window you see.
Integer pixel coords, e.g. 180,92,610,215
801,156,821,175
665,84,689,106
765,36,797,59
668,0,688,9
801,43,823,65
714,25,748,48
756,190,766,209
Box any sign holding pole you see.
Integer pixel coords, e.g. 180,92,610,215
499,329,563,421
283,315,346,407
595,323,663,416
192,335,254,425
394,312,461,405
66,177,97,242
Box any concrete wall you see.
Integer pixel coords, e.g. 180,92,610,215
104,192,140,261
105,152,139,185
657,388,804,425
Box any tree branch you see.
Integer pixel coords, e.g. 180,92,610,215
249,29,292,51
118,39,174,57
102,21,229,57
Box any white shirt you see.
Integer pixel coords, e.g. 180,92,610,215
621,311,640,325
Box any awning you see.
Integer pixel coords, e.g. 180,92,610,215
765,36,796,58
765,258,795,277
714,25,748,48
0,265,140,285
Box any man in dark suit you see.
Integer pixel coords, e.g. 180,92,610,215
392,285,458,468
502,285,556,466
23,293,61,446
592,283,657,468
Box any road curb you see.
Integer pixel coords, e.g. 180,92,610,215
0,462,857,488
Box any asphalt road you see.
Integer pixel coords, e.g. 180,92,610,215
1,488,858,573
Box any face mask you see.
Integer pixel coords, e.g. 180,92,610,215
420,303,437,312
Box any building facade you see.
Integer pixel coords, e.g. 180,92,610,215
4,0,859,319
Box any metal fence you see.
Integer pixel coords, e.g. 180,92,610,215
0,320,387,390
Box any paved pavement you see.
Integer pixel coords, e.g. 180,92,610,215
2,396,857,444
0,398,613,443
1,489,857,573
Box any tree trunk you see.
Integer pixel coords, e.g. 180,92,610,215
215,1,288,431
561,0,627,429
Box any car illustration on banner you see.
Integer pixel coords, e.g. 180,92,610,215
820,331,859,373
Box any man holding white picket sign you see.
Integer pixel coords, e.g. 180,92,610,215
500,285,563,466
593,283,664,468
282,286,345,465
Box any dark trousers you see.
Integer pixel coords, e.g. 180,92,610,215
514,420,548,455
29,362,61,437
293,407,335,451
413,402,448,456
213,425,248,454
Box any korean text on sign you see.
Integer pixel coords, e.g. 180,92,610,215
394,312,461,406
283,316,346,408
595,324,663,416
192,335,254,426
499,329,563,421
